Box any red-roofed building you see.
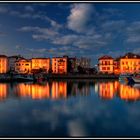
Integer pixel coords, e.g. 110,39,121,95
98,55,114,74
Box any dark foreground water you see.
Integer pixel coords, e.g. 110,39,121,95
0,79,140,137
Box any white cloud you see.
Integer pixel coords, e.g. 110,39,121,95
0,6,8,13
24,5,34,12
101,20,126,32
126,21,140,43
67,4,94,33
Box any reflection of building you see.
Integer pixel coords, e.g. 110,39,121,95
51,82,67,99
52,57,67,74
120,53,140,74
0,55,8,73
8,55,24,72
15,83,50,99
98,56,114,74
119,84,140,101
99,82,116,99
15,58,31,74
31,58,50,73
0,84,8,100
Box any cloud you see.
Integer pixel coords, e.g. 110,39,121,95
101,20,126,32
8,7,62,30
24,5,34,12
126,21,140,43
18,26,59,41
0,6,8,13
67,4,94,33
0,31,7,36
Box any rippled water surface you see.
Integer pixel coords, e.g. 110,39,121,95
0,80,140,137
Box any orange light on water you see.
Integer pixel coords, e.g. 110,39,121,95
0,84,8,100
120,85,140,101
52,82,67,99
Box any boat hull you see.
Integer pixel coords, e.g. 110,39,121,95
132,77,140,83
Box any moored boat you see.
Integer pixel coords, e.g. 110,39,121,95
119,73,133,83
132,74,140,83
12,74,34,82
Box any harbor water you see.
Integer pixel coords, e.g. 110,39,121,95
0,80,140,137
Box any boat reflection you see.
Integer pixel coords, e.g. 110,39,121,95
0,80,140,101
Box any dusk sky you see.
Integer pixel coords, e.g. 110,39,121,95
0,3,140,65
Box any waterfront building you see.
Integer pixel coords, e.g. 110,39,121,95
0,55,9,73
8,55,24,72
98,55,114,74
113,58,120,74
31,58,50,73
120,53,140,74
15,58,31,74
52,56,67,74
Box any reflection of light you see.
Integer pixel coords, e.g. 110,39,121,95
31,84,50,99
0,84,8,100
52,82,67,99
120,84,140,101
94,83,99,93
99,82,117,100
15,83,50,99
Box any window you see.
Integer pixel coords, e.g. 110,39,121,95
107,67,110,70
102,67,106,70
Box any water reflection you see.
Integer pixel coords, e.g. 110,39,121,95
0,80,140,101
0,84,8,101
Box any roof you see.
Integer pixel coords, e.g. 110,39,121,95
15,58,31,62
8,55,24,59
32,58,50,60
0,55,7,58
98,55,113,60
121,52,140,59
52,57,67,59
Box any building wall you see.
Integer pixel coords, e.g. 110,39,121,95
120,59,140,73
8,56,23,71
98,59,114,74
31,58,50,73
52,57,67,74
0,57,8,73
15,59,31,74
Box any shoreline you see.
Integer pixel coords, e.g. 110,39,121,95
45,74,119,80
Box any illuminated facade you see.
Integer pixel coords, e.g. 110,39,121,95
15,59,31,74
120,53,140,74
0,55,8,73
31,58,50,73
98,56,114,74
52,57,67,74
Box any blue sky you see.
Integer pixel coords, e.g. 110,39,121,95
0,3,140,65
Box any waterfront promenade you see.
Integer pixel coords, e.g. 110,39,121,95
45,74,119,80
